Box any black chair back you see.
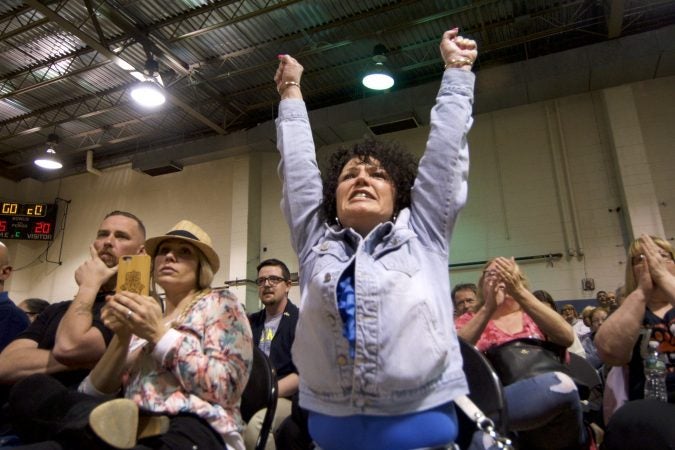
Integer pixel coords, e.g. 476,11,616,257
241,346,278,450
567,352,603,393
456,337,509,448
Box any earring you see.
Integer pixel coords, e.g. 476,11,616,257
392,212,398,222
335,217,342,227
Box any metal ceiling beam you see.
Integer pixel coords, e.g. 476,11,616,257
23,0,226,135
0,9,49,41
189,0,424,72
0,59,111,100
168,0,303,43
0,86,130,144
91,1,240,120
120,0,242,37
225,4,637,118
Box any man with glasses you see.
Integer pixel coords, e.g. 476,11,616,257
245,258,300,449
0,241,30,353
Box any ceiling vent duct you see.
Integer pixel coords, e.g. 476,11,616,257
133,160,183,176
367,114,419,135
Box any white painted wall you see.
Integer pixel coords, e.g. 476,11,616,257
3,160,234,304
2,75,674,308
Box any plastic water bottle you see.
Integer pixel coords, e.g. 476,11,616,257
643,340,668,402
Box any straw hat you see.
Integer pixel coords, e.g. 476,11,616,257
144,220,220,274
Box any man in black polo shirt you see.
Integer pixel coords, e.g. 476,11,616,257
245,258,299,449
0,211,146,389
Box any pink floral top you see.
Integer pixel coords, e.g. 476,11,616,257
124,289,252,441
455,311,545,352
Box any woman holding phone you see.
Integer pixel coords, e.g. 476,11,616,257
9,220,253,449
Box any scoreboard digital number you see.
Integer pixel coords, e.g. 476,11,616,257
0,202,58,241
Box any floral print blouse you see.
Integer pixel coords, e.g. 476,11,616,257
124,288,252,441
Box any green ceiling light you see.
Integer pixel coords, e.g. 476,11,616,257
34,133,63,170
131,56,166,107
362,44,394,91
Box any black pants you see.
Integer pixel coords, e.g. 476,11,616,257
274,393,313,450
602,399,675,450
8,374,224,450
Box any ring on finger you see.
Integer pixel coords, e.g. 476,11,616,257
126,309,133,320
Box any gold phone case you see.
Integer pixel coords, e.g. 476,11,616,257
116,254,151,295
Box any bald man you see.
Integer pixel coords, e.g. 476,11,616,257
0,241,30,353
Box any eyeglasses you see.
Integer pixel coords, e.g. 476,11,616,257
631,251,674,266
255,275,287,287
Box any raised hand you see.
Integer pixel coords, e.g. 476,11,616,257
75,244,117,290
440,28,478,70
275,54,304,99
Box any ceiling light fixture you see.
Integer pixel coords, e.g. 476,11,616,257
34,133,63,170
130,55,166,107
362,44,395,91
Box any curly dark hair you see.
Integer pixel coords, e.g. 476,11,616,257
321,139,418,225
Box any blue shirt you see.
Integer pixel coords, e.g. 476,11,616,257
0,291,30,352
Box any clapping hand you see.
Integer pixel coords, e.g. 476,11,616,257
492,257,527,300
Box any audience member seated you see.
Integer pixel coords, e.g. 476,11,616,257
561,304,591,338
534,290,586,358
595,235,675,449
580,306,594,330
0,211,146,391
604,291,617,310
246,258,300,449
452,283,479,317
581,307,608,370
6,220,253,449
456,257,588,450
613,286,626,307
0,241,30,353
18,298,50,323
595,291,608,308
532,289,557,311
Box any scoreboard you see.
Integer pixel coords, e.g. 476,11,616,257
0,202,58,241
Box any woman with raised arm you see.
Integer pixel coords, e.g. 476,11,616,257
275,29,477,450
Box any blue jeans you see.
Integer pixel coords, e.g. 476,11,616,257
505,371,587,450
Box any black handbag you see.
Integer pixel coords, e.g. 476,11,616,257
484,337,570,386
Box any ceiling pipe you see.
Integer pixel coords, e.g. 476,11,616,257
86,150,102,176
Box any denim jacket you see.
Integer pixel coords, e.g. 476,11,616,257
276,69,474,416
